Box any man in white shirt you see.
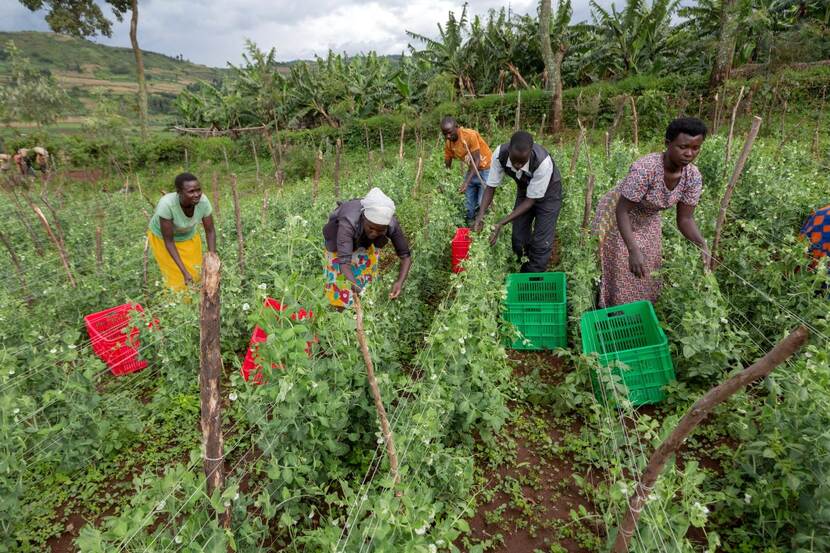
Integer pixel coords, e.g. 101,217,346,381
473,131,563,273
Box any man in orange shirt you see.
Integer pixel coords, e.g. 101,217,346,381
441,117,493,222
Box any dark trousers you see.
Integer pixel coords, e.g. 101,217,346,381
511,181,563,273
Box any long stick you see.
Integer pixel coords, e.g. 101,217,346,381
613,325,810,553
230,174,244,274
724,86,746,173
261,190,269,227
312,150,322,203
31,204,76,287
515,90,522,131
569,126,585,175
398,124,406,161
605,131,610,160
334,138,342,200
412,156,423,198
379,129,385,154
539,113,546,139
353,295,400,486
710,116,762,270
198,251,230,527
95,225,103,272
581,174,596,232
221,144,230,172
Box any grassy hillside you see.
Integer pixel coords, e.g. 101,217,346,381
0,31,228,126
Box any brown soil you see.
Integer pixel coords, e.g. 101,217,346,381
460,352,604,553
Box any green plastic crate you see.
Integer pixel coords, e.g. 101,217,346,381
502,272,567,350
580,301,674,406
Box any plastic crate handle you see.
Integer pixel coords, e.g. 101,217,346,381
528,276,544,282
607,310,625,318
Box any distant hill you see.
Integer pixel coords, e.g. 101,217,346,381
0,31,228,125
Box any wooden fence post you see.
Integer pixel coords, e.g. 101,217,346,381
198,251,230,527
95,226,103,272
184,148,189,171
312,150,322,203
353,295,400,487
710,116,762,270
538,113,546,140
569,126,585,175
398,124,405,161
251,138,261,184
612,326,810,553
581,174,596,233
230,174,245,274
212,171,220,219
629,95,639,151
604,131,611,160
0,228,32,304
334,138,342,200
379,129,385,154
30,204,76,287
515,90,522,131
724,86,746,173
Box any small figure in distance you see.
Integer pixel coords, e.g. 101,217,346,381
441,116,493,223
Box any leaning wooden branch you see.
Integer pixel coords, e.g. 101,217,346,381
353,295,400,487
612,325,810,553
710,116,762,271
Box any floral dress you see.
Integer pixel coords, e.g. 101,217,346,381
593,153,703,308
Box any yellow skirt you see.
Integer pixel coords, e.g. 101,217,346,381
147,231,203,291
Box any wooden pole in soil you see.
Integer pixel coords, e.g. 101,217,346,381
221,144,230,172
710,116,762,271
334,138,342,200
95,226,103,272
515,90,522,131
250,138,261,184
612,325,810,553
184,148,189,171
37,192,66,250
398,124,405,161
711,92,720,134
312,150,322,203
813,86,826,158
261,190,269,228
0,228,32,305
211,171,220,219
604,131,611,160
569,126,585,176
412,156,423,198
581,174,596,233
629,95,639,151
724,86,746,173
198,251,230,528
272,117,284,168
539,113,546,140
353,294,400,487
230,174,244,274
379,129,385,154
31,204,76,287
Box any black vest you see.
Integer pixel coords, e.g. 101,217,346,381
497,143,561,200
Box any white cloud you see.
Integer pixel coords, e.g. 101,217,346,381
2,0,606,67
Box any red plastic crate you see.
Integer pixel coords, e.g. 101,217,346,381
241,298,315,384
84,303,149,376
451,227,472,273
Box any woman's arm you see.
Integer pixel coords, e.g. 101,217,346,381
676,202,711,268
160,218,193,284
615,196,646,278
390,256,413,299
202,215,217,253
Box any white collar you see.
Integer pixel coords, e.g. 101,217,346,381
506,157,531,174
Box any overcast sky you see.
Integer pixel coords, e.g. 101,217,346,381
1,0,612,67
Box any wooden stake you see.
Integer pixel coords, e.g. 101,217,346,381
539,113,546,139
272,117,284,167
212,171,220,218
569,127,585,175
31,205,76,287
613,325,810,553
95,226,103,271
0,228,31,304
353,295,400,487
261,190,269,227
515,90,522,131
37,192,66,250
312,150,322,202
710,116,763,270
629,95,639,150
221,144,230,172
251,138,261,183
184,148,189,170
398,124,405,160
230,174,244,274
724,86,746,172
712,93,720,134
198,251,230,527
379,129,385,154
581,174,596,233
412,156,423,198
334,138,342,200
604,131,611,160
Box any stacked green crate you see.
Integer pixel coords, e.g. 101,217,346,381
503,272,567,350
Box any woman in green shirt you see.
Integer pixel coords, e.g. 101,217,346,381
147,172,216,291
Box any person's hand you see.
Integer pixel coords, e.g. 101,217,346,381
389,280,404,299
628,248,646,278
489,223,503,246
183,272,194,287
700,247,716,272
472,218,485,233
458,181,469,194
350,284,364,296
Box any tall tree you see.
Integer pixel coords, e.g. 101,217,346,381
0,40,67,126
540,0,573,132
18,0,149,137
539,0,558,129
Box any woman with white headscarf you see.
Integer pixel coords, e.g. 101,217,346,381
322,187,412,308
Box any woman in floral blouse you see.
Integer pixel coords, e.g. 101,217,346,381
593,117,712,308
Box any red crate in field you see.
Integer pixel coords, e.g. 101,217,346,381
241,299,315,384
451,227,472,273
84,303,149,376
